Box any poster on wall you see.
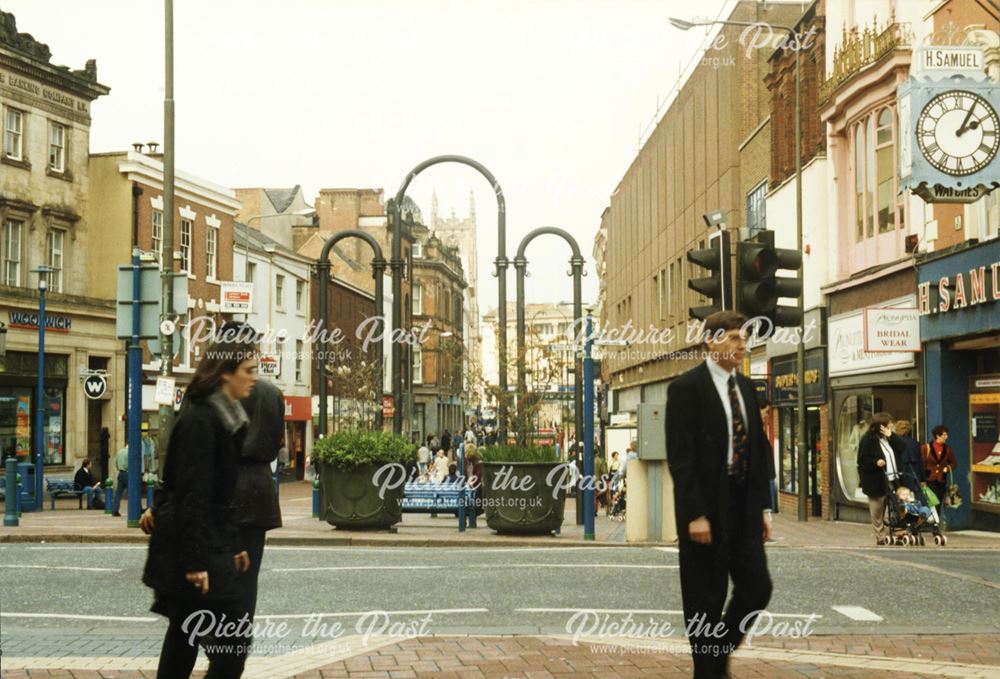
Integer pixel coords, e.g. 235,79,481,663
15,396,31,457
45,391,64,465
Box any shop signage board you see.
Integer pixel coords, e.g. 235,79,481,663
83,374,107,399
828,296,917,377
770,349,827,406
221,282,253,313
8,311,72,332
259,354,281,377
863,307,921,352
917,260,1000,315
898,45,999,204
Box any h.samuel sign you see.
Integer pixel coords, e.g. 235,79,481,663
918,261,1000,315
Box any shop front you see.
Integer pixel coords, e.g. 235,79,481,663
771,348,827,517
828,294,922,524
918,239,1000,531
284,394,312,481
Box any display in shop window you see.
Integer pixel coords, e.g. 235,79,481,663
15,394,30,457
969,381,1000,506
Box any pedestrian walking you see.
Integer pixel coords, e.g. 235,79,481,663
857,412,905,545
441,429,452,455
665,311,774,679
111,442,128,517
893,420,923,494
923,424,957,515
140,328,258,678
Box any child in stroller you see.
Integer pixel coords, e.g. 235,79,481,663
607,472,626,521
884,471,947,546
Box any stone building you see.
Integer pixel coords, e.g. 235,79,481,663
0,9,110,479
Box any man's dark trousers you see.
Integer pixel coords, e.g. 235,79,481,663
679,479,772,679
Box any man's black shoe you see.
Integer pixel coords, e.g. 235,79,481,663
112,512,121,517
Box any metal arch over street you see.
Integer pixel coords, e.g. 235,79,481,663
316,229,387,437
390,155,509,439
513,226,586,525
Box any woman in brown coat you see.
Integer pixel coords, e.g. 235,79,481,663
923,424,957,511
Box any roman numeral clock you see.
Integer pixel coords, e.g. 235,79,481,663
917,91,998,176
899,47,1000,204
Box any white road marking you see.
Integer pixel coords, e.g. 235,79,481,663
0,564,121,572
653,547,679,553
831,605,883,621
518,608,821,619
271,565,440,572
1,613,158,622
28,546,146,550
271,564,677,572
256,608,489,620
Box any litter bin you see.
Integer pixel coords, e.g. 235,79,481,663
17,462,37,512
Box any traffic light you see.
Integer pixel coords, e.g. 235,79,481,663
687,230,732,321
734,230,802,327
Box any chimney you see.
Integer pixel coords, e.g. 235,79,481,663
146,142,159,154
132,142,144,152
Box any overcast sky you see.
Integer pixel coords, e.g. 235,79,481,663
5,0,734,308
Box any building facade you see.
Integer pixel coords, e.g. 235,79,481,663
0,10,110,477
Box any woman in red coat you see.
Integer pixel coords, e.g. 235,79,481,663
923,424,957,512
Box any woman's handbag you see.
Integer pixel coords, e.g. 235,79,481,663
922,484,940,508
945,471,963,508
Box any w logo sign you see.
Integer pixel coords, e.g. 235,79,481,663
84,375,107,400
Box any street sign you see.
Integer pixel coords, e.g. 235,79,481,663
116,268,188,339
259,353,281,377
382,395,395,418
154,376,176,406
83,374,107,400
159,319,176,336
221,282,253,313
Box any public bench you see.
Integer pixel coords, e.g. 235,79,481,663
46,478,86,510
400,481,477,531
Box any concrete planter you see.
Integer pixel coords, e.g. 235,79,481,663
480,461,566,534
319,461,403,530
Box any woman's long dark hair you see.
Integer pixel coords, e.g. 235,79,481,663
184,323,260,401
865,411,893,439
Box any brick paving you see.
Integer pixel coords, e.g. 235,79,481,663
4,634,1000,678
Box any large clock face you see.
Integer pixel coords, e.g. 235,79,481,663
916,90,999,176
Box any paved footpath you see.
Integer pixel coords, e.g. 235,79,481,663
3,634,1000,677
3,480,1000,551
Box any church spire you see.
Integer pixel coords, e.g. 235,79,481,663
468,190,476,224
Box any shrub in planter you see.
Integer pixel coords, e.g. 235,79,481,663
478,445,567,534
313,430,416,529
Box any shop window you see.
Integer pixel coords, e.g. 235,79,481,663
0,386,65,466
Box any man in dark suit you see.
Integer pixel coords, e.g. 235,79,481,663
666,311,775,679
73,458,104,509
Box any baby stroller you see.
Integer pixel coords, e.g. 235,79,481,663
607,473,626,521
884,470,947,546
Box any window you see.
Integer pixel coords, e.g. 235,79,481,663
205,225,217,279
412,283,423,315
412,347,423,384
3,219,23,286
4,108,23,160
47,230,64,293
412,241,422,258
275,275,285,309
852,107,905,242
295,340,303,383
746,181,767,236
667,261,676,320
48,122,66,172
295,279,305,312
151,209,164,264
180,219,192,273
247,262,256,284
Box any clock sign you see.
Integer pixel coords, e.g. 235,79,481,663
916,90,999,176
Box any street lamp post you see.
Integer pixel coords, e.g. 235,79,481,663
670,15,808,521
30,266,53,511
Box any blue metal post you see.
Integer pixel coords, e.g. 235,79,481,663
4,457,18,526
16,474,22,517
35,276,47,510
583,314,595,541
146,482,154,509
127,248,143,527
312,478,320,519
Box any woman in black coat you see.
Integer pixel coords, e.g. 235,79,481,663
143,331,259,678
857,412,906,545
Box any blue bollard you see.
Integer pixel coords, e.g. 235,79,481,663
16,474,22,518
4,458,18,527
105,478,114,515
312,478,320,519
146,483,154,510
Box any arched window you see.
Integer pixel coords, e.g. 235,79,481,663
852,106,905,243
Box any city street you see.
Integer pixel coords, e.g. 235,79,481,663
2,541,999,676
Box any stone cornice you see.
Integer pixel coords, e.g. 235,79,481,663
0,45,109,101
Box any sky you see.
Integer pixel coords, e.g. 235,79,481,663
4,0,734,308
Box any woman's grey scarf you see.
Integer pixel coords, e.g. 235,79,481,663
208,389,249,434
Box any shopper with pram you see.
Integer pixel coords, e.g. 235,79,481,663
857,412,906,545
